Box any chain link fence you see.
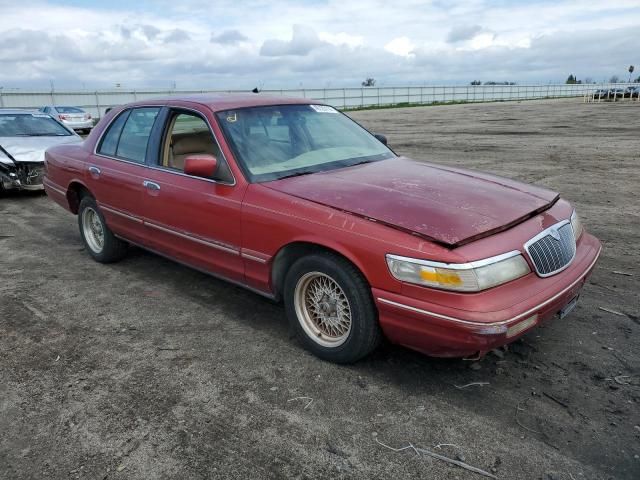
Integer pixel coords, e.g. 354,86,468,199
1,83,637,119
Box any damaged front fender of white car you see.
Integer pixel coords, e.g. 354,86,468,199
0,140,50,192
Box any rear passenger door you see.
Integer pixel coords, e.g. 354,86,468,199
138,108,246,283
87,107,160,244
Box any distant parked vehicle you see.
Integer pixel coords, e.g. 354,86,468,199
0,109,82,192
593,89,610,99
609,88,625,99
39,106,94,133
623,86,640,98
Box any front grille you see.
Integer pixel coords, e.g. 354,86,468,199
525,221,576,277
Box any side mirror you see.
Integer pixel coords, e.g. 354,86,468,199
184,154,218,178
373,133,388,145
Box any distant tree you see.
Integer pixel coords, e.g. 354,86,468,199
584,77,594,84
470,80,481,85
609,75,620,83
628,65,635,82
635,75,640,83
566,74,576,84
361,78,376,87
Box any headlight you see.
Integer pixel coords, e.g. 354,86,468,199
570,209,583,239
386,251,531,292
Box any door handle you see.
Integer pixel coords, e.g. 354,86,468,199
143,180,160,191
88,166,101,177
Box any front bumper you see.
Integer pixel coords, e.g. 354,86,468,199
374,232,601,358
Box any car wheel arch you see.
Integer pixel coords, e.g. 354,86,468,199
270,240,369,301
66,181,93,214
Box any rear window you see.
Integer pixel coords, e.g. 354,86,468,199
0,113,72,137
57,107,84,113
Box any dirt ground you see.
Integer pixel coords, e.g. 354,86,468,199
1,99,638,480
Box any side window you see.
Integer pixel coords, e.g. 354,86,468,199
97,110,130,157
163,112,220,172
116,107,160,163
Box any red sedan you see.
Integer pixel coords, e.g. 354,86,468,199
43,94,601,363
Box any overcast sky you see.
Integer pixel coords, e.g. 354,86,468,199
1,0,638,90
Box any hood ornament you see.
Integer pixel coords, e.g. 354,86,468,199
549,227,561,241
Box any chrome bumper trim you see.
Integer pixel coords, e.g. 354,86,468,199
378,245,601,327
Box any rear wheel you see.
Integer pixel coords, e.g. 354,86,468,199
284,252,382,363
78,196,127,263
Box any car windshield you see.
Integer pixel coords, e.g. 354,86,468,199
216,104,395,182
0,113,72,136
57,107,84,113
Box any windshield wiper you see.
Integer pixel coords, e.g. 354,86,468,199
347,159,376,168
277,170,316,180
24,133,68,136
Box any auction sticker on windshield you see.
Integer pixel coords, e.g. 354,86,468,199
310,105,338,113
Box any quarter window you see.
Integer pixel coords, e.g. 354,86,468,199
97,107,160,163
98,110,129,157
116,107,160,163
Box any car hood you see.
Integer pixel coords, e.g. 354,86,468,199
264,157,559,248
0,135,82,164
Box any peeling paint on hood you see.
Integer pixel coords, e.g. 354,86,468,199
0,135,82,164
264,157,559,248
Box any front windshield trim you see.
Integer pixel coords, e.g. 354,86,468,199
214,103,395,183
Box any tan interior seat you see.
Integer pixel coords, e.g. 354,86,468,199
169,132,219,170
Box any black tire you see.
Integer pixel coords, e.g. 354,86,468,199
77,196,128,263
284,252,382,363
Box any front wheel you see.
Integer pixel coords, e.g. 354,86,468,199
78,196,128,263
284,252,382,363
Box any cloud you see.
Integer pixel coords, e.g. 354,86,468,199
447,25,483,43
164,29,191,43
210,29,248,45
260,25,323,57
318,32,364,48
141,25,161,41
0,1,638,89
384,37,415,57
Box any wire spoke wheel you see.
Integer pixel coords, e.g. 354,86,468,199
82,207,104,253
294,271,352,347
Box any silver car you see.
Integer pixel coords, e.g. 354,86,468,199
39,105,94,133
0,109,83,192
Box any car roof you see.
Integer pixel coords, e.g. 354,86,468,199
124,93,316,112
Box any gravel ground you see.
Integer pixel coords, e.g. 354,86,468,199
1,98,639,480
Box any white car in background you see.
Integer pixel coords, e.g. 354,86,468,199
0,109,82,192
39,105,94,133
